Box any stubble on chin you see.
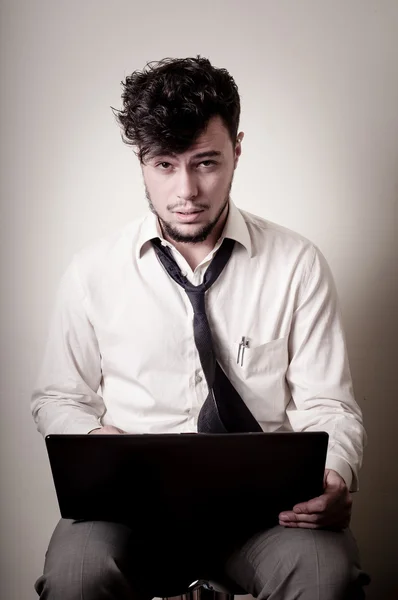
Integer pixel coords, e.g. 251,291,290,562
145,183,232,244
160,197,229,244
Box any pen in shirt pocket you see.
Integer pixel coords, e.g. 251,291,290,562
237,336,249,366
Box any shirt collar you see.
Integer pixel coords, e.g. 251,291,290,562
136,201,253,259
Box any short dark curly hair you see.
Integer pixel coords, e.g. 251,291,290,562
114,56,241,164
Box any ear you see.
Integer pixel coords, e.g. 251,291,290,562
234,132,244,169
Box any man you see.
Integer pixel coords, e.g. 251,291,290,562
32,56,369,599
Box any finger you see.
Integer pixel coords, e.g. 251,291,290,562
279,520,320,529
280,510,351,529
293,493,334,515
279,511,296,521
280,512,321,524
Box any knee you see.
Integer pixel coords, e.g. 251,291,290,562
36,549,122,599
255,529,359,600
293,535,355,597
289,529,354,576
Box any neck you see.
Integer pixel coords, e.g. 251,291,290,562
163,204,229,271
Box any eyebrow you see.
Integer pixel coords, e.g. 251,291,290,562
149,150,223,162
191,150,222,160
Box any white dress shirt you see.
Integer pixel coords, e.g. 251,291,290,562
31,201,366,491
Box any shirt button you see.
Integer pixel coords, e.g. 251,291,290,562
195,373,203,384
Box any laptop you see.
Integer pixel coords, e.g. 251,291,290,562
45,432,328,538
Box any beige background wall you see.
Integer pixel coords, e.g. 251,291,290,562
1,1,397,598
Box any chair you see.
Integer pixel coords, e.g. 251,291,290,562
162,578,247,600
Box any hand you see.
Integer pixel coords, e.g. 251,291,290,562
278,469,352,530
88,425,126,434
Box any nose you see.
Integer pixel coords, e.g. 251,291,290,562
176,168,198,201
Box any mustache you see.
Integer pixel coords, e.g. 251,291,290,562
167,202,209,211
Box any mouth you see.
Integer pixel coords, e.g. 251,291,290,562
174,210,204,224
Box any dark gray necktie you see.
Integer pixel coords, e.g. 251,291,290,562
151,237,262,434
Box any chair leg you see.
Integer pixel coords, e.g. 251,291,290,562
162,589,234,600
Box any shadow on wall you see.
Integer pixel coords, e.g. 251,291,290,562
345,207,398,600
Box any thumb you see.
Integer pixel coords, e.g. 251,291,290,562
293,494,325,514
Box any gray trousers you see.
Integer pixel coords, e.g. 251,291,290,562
35,519,369,599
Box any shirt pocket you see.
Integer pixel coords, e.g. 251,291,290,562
230,336,289,379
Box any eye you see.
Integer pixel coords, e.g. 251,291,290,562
199,160,217,168
157,162,172,170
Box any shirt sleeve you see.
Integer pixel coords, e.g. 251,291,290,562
31,257,105,436
286,246,366,491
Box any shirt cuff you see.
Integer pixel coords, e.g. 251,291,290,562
325,454,355,491
53,417,102,436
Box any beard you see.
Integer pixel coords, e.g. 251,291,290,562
145,178,233,244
